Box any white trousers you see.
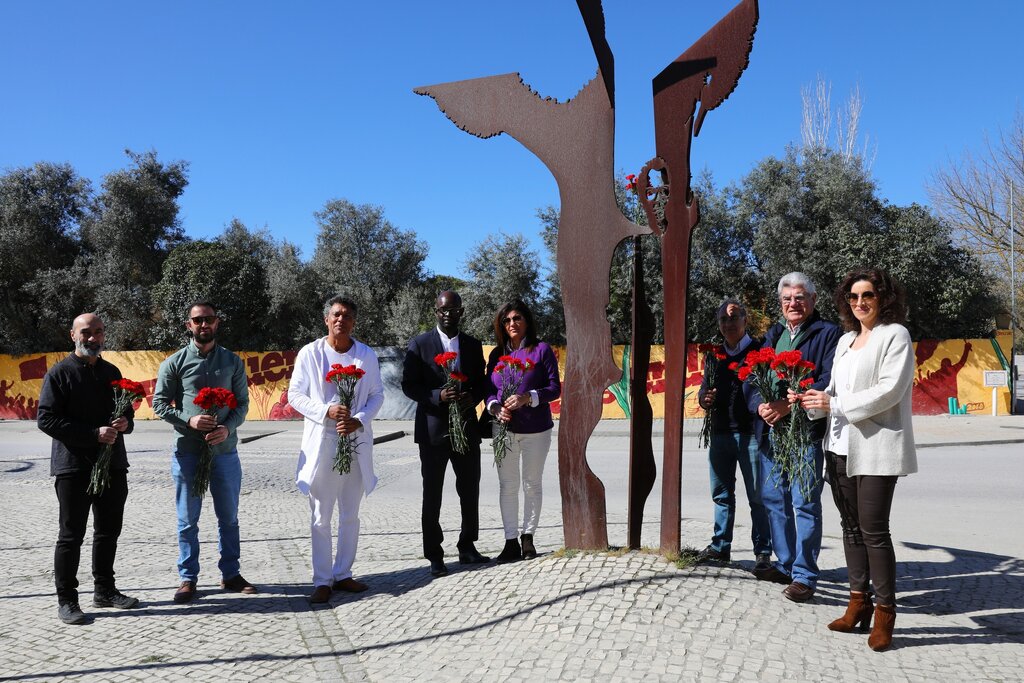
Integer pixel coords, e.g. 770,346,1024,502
308,457,364,587
496,428,552,539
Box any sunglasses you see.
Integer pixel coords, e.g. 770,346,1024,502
190,315,218,325
846,291,877,303
503,314,525,325
435,307,463,315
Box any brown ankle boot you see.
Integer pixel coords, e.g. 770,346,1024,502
868,604,896,651
827,591,873,632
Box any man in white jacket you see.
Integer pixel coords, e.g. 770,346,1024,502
288,296,384,604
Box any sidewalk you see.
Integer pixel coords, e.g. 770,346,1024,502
0,417,1021,681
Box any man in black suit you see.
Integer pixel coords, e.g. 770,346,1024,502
402,290,490,576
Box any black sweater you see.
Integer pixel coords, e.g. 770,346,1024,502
697,338,763,435
37,354,134,476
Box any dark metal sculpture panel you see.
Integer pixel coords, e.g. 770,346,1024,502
638,0,758,553
417,0,757,552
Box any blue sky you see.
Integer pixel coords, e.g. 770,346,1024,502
2,2,1021,278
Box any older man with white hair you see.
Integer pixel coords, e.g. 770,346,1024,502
747,272,840,603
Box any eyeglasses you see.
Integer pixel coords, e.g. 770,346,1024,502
190,315,218,325
846,291,877,303
503,314,524,326
780,295,808,305
435,307,463,315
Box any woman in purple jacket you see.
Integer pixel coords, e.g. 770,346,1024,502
485,300,562,563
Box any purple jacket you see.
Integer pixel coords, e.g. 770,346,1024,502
485,341,561,434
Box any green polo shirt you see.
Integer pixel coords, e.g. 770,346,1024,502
153,341,249,455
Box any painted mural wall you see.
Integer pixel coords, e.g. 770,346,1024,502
1,331,1014,420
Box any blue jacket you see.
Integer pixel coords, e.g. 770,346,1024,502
745,310,841,446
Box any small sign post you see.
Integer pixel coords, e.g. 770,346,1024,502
984,370,1008,415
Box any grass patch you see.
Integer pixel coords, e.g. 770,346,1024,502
140,655,168,664
673,546,702,570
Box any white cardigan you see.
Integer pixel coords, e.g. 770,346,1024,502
822,323,918,477
288,337,384,496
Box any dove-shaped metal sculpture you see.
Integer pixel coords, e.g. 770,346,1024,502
415,1,646,550
634,0,759,553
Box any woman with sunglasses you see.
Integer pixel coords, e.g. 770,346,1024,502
792,267,917,651
485,300,561,563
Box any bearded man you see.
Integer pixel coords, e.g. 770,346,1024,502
153,301,253,604
37,313,140,624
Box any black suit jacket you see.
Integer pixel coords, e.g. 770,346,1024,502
401,329,487,446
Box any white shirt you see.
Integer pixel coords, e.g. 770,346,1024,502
437,326,460,370
825,345,862,455
288,337,384,496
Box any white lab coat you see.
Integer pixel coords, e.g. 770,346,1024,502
288,337,383,496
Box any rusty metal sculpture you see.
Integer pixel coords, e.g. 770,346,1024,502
415,1,646,549
417,0,758,552
627,235,656,550
636,0,759,553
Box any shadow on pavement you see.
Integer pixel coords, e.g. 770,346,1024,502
818,540,1024,647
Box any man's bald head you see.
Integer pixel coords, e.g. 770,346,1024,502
70,313,105,361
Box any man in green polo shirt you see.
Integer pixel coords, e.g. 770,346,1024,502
153,301,255,604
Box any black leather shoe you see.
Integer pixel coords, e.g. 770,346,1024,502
58,602,88,625
429,558,449,577
495,538,522,564
783,581,815,602
457,545,490,564
696,545,731,563
93,589,140,609
753,552,772,573
754,565,792,585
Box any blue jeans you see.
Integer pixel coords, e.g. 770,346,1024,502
708,432,771,555
759,441,824,589
171,450,242,582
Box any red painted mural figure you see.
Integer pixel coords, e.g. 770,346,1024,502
913,341,972,415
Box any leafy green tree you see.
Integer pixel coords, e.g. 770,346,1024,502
736,147,999,338
219,219,320,348
149,240,270,350
0,162,91,352
310,200,428,346
82,150,189,350
687,172,765,340
534,205,566,344
460,232,540,341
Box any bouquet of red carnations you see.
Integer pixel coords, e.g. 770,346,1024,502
491,355,534,467
326,363,365,475
697,344,727,449
191,386,238,498
734,348,817,495
434,352,469,454
87,378,147,496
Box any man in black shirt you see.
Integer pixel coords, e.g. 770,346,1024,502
37,313,140,624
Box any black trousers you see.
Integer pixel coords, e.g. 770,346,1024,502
826,452,899,606
54,469,129,604
419,441,481,560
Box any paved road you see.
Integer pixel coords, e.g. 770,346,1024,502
0,416,1021,681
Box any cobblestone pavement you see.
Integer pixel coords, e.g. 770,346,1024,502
1,418,1022,682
